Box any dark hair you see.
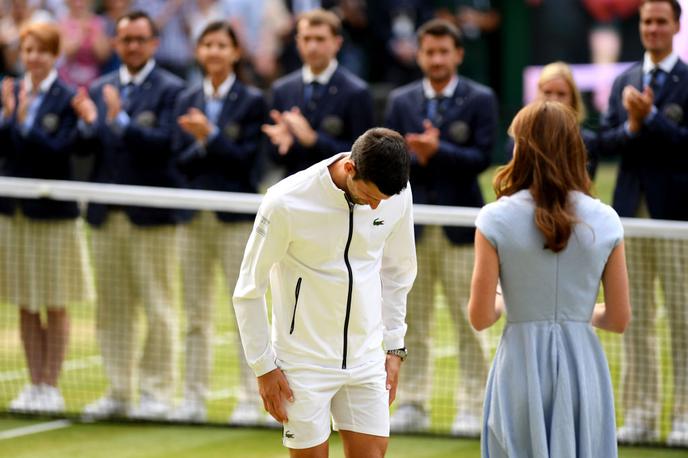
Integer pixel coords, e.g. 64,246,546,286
297,8,342,36
494,101,591,252
116,10,158,37
640,0,682,21
350,128,410,196
197,20,239,48
417,18,463,48
196,20,244,77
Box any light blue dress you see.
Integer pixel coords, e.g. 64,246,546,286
476,190,623,458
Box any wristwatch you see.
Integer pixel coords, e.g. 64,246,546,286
387,347,408,362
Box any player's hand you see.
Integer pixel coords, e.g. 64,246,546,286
1,77,16,119
257,367,294,423
262,110,294,155
385,353,403,406
71,87,98,125
282,107,317,147
102,84,122,122
405,120,440,165
178,107,213,142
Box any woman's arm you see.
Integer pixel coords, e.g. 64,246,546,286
592,242,631,333
468,229,502,331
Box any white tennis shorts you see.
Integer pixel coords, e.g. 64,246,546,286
278,356,390,449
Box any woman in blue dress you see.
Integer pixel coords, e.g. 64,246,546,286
468,100,631,457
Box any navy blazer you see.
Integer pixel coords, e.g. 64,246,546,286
78,64,185,227
385,77,498,245
268,65,374,176
0,77,79,219
601,59,688,221
172,79,267,222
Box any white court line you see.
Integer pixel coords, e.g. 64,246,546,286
0,419,72,440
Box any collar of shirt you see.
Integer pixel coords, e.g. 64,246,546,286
422,75,459,99
119,59,156,86
642,51,678,75
203,73,236,100
23,69,58,95
302,59,338,85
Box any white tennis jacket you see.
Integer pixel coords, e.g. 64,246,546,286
233,153,417,376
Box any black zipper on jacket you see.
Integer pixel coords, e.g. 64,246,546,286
289,277,302,335
342,199,354,369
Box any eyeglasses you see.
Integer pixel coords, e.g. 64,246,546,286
118,36,154,46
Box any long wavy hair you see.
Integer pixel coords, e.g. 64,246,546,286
494,101,592,252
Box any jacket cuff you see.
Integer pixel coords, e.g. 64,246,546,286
252,346,278,377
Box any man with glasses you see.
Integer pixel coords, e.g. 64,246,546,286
71,10,185,421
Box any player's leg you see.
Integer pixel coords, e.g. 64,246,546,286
332,357,389,458
339,430,387,458
289,441,329,458
281,361,339,453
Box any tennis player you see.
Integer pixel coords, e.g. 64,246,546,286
233,127,417,457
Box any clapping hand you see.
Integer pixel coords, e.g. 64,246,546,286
1,77,15,119
71,87,98,125
177,107,213,142
262,110,294,156
102,84,122,123
405,120,440,166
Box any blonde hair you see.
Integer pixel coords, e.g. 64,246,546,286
494,101,591,252
537,61,587,124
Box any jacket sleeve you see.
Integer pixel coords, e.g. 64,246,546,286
433,90,496,174
232,193,291,376
380,185,417,350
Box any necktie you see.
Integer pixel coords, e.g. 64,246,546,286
121,82,135,111
647,67,665,95
304,81,322,107
426,96,446,124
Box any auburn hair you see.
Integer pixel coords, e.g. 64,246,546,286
19,21,61,56
494,101,591,252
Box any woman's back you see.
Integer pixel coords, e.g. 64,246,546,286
477,189,622,323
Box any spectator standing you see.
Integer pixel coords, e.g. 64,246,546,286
600,0,688,446
71,10,185,420
1,21,91,415
384,18,497,435
170,21,271,425
262,8,373,177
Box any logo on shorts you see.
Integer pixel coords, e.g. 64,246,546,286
285,430,295,439
373,218,384,226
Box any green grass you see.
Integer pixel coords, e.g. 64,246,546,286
0,418,685,457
